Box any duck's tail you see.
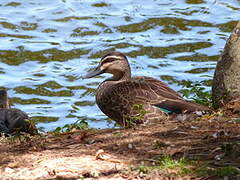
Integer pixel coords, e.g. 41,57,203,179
154,99,211,114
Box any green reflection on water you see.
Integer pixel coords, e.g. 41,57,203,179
185,67,214,74
175,54,219,62
31,116,59,123
11,97,51,105
92,2,110,7
42,28,58,33
117,18,213,33
185,0,205,4
14,86,73,97
0,48,90,65
0,33,34,39
41,81,63,89
86,41,213,60
5,2,21,7
0,22,17,30
54,16,93,22
218,21,239,32
127,42,213,58
74,101,95,106
20,21,38,31
71,27,99,37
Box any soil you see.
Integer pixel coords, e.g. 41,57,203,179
0,112,240,180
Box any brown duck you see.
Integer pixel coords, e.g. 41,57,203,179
84,52,209,126
0,90,37,135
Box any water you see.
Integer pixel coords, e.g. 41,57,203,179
0,0,239,131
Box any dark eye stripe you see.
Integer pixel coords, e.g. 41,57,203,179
101,58,115,65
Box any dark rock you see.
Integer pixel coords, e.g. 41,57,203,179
212,21,240,108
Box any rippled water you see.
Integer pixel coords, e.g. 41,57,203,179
0,0,239,131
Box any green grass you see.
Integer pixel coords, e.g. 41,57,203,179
132,156,193,177
233,118,240,123
159,156,189,169
131,156,240,178
157,156,194,176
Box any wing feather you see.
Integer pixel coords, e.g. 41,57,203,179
103,76,209,113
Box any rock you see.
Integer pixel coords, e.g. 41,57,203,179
212,21,240,108
4,167,15,173
127,144,133,149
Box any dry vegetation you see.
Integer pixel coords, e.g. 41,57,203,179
0,105,240,179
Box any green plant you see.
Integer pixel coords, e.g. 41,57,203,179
131,156,194,177
180,80,212,107
127,104,148,126
131,156,240,178
158,156,189,170
156,156,195,176
53,119,89,133
233,118,240,123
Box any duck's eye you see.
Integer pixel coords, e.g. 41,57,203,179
101,58,115,65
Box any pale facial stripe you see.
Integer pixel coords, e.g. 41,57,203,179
101,55,122,62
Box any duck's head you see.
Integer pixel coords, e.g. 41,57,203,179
0,89,10,109
84,52,131,81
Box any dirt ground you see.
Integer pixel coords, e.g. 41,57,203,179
0,111,240,179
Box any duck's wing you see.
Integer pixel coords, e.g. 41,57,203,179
133,76,182,99
113,76,209,113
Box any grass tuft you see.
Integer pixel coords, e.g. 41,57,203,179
159,156,189,169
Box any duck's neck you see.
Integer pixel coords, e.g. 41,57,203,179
0,96,10,109
107,70,131,82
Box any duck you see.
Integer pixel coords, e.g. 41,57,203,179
84,51,210,126
0,90,37,136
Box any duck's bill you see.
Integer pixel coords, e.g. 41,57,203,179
82,66,104,79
